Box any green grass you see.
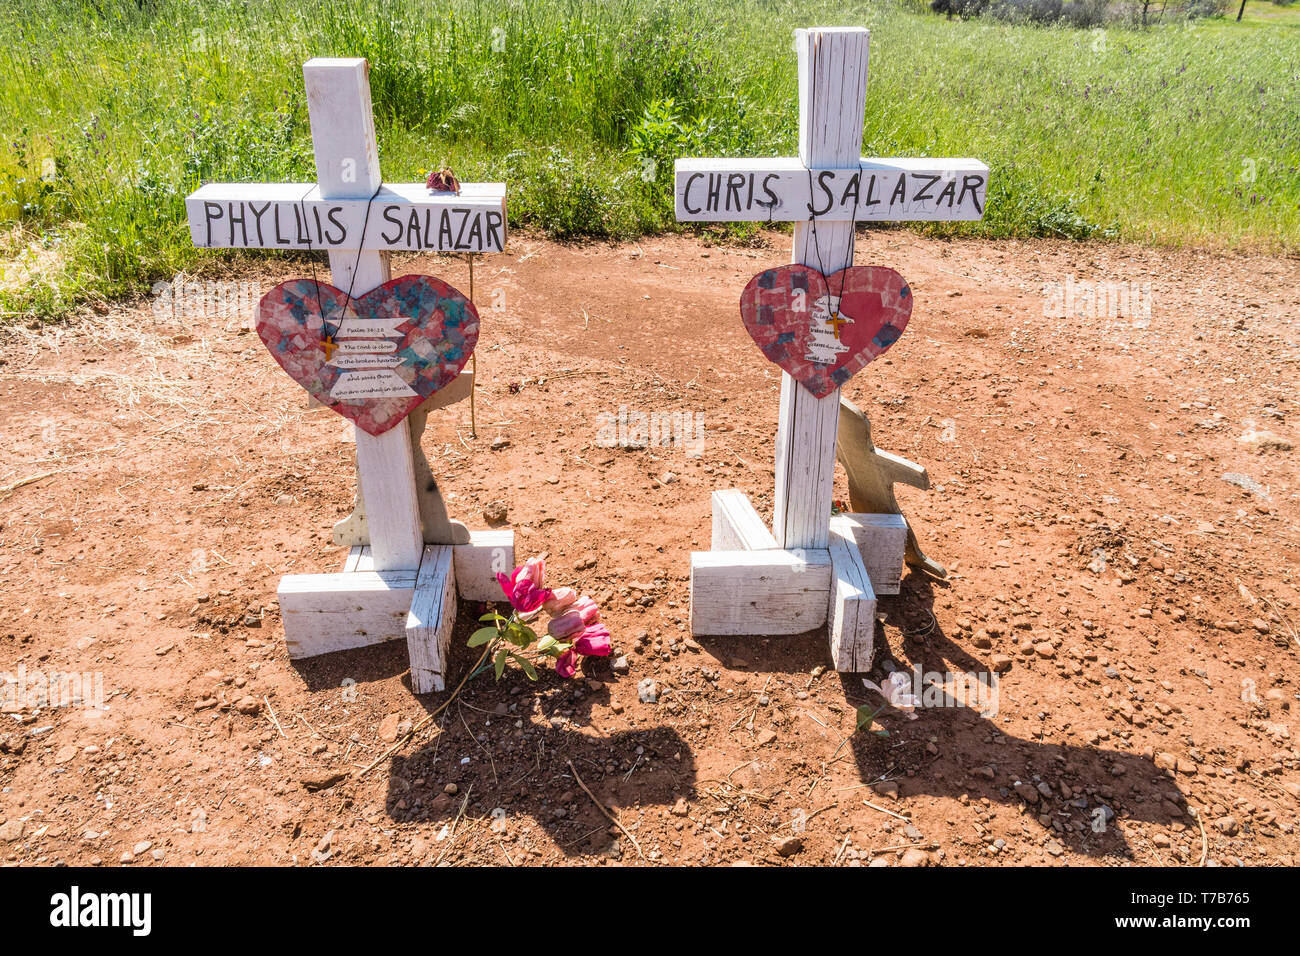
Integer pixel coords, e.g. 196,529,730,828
1,0,1297,318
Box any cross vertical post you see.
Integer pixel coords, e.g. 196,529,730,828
304,57,424,572
773,27,870,551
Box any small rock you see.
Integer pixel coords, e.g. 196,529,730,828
301,771,348,792
489,436,510,451
378,713,402,743
659,471,678,484
234,696,261,715
1215,815,1240,836
54,745,77,764
133,841,152,855
757,729,778,747
899,848,930,867
312,830,335,863
0,819,25,842
991,655,1013,673
670,798,689,817
637,679,658,704
1044,840,1064,857
444,783,459,795
611,655,630,675
773,835,803,857
483,500,508,524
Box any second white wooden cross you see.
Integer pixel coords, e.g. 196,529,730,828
675,28,988,670
185,58,513,692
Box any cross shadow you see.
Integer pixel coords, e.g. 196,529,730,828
836,569,1193,860
693,568,1191,861
380,602,697,861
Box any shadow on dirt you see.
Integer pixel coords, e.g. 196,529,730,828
375,601,696,860
695,568,1192,861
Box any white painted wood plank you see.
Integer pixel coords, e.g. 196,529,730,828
342,545,372,573
304,57,423,573
773,375,840,550
186,181,507,251
406,545,456,693
842,512,907,595
828,515,877,672
690,548,831,635
711,489,778,551
279,570,416,658
453,529,514,602
674,157,987,222
773,27,870,553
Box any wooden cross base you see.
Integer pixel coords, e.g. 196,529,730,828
689,490,906,673
278,529,513,693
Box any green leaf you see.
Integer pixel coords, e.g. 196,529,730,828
468,627,498,648
536,636,557,652
493,648,508,681
511,653,538,681
855,704,885,732
479,611,502,623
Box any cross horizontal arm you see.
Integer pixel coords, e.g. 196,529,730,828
185,181,507,252
674,157,988,223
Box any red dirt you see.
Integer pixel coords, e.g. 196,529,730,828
0,230,1296,866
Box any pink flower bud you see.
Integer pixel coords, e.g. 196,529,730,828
543,587,577,615
555,648,579,679
548,609,585,638
573,624,611,657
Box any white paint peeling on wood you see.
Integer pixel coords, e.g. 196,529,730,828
710,490,778,551
453,529,514,602
827,515,877,672
689,548,832,635
279,569,417,658
406,545,457,693
840,512,907,595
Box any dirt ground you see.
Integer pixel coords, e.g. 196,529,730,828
0,229,1297,867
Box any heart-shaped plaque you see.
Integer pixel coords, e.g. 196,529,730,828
740,264,912,398
256,274,478,436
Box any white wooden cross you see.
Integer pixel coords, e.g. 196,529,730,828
676,28,987,670
184,58,513,692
